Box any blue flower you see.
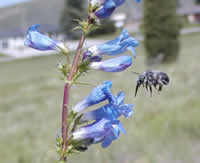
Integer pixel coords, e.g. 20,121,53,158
91,0,125,19
90,0,140,19
24,24,68,53
87,29,139,58
81,92,133,122
72,119,125,148
89,55,132,72
82,51,103,62
73,81,116,112
72,83,134,149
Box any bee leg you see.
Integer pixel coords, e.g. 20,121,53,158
149,85,153,96
159,85,162,91
158,85,162,94
135,83,140,97
153,82,157,90
154,85,157,90
145,81,148,91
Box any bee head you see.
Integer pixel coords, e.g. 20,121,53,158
159,72,170,85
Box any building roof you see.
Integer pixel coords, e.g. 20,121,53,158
0,0,63,39
0,24,60,39
177,6,200,15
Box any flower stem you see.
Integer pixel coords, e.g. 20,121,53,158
61,16,92,161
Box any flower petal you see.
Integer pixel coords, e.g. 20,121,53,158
93,0,125,19
82,51,102,62
73,119,118,141
81,103,118,121
73,81,116,112
87,29,139,58
101,135,113,148
73,119,125,148
89,56,132,72
116,92,125,105
118,104,134,118
101,120,125,148
128,46,136,59
81,91,133,121
104,29,129,46
24,24,68,52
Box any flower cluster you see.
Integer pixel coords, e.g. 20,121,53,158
82,29,139,72
72,81,133,149
24,0,141,161
25,25,138,73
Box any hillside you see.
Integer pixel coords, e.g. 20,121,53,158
0,0,144,37
0,0,197,38
0,0,64,38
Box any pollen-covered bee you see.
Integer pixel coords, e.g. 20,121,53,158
135,70,170,96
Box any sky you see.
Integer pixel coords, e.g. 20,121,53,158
0,0,30,8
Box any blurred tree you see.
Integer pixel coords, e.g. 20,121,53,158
143,0,182,64
60,0,86,40
60,0,116,39
196,0,200,5
88,19,116,37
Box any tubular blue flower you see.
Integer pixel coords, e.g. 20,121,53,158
24,24,68,53
91,0,125,19
87,29,139,58
89,55,132,72
81,92,133,122
73,81,116,112
72,85,134,149
72,119,125,148
82,50,102,62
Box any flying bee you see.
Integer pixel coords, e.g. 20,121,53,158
134,70,170,97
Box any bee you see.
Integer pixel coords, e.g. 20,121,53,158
134,70,170,96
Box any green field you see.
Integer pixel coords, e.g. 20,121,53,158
0,53,8,58
0,33,200,163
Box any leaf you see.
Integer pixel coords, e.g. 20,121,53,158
74,114,83,125
67,111,78,125
72,26,83,32
56,136,63,146
73,81,94,86
56,146,62,156
57,161,65,163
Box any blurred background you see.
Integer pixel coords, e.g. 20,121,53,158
0,0,200,163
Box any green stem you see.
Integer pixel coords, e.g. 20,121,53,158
61,16,92,162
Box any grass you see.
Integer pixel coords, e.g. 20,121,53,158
0,33,200,163
183,23,200,29
0,53,8,58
